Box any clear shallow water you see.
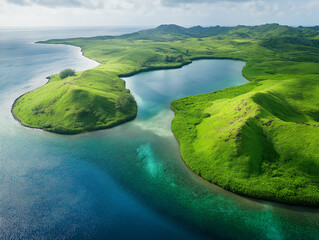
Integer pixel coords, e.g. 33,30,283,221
0,27,318,240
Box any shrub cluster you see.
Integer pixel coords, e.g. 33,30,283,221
163,54,184,63
60,68,75,79
115,93,135,113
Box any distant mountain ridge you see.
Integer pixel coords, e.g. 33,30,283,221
115,23,319,40
44,24,319,43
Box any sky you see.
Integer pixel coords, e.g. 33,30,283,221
0,0,318,27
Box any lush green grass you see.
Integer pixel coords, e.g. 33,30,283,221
13,70,137,133
13,24,319,205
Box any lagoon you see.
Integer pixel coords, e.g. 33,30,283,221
1,27,319,240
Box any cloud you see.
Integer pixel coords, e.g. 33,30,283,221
4,0,259,9
4,0,154,10
1,0,318,27
5,0,105,9
160,0,254,7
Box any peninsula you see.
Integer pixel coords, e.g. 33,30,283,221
12,24,319,206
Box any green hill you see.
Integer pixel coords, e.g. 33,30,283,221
12,24,319,205
13,69,137,134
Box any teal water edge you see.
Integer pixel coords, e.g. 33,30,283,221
0,27,318,240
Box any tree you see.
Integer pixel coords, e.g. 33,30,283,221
59,68,75,79
115,93,135,113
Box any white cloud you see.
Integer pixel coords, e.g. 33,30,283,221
1,0,318,26
4,0,161,11
5,0,103,8
160,0,253,7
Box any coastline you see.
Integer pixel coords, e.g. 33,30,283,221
3,25,319,240
12,28,319,207
11,42,103,135
12,40,248,135
171,126,319,208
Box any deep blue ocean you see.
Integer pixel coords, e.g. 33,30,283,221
0,27,318,240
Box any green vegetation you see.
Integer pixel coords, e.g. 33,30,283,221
115,93,136,113
13,70,137,133
59,68,75,79
12,24,319,205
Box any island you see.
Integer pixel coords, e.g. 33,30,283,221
12,24,319,206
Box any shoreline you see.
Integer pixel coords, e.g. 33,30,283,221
12,40,248,135
172,127,319,208
118,57,244,78
11,44,271,207
12,35,319,207
11,42,104,135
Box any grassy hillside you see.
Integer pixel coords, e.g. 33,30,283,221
13,69,137,134
12,24,319,205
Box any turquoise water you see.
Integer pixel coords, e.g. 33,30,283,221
0,27,318,240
